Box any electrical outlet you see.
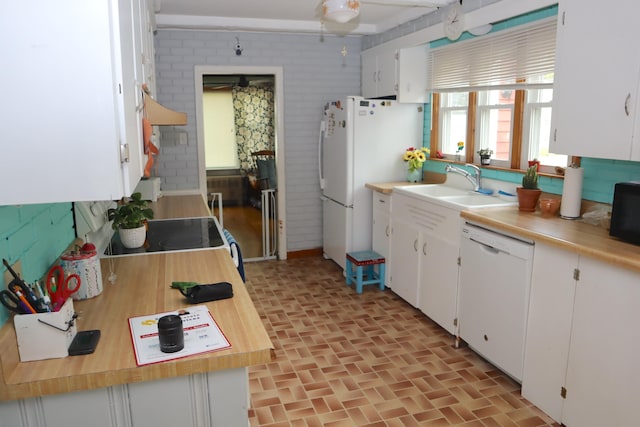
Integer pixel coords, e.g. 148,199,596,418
178,133,187,145
3,260,22,287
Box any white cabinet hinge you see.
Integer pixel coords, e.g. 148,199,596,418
553,128,557,142
457,256,461,266
453,318,458,327
120,143,130,163
561,11,566,26
561,386,567,399
573,268,580,281
394,51,399,60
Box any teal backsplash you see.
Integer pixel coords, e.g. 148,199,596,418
0,203,75,325
423,157,640,205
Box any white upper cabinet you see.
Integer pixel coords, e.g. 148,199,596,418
361,44,428,102
0,0,154,205
361,47,398,99
550,0,640,160
397,45,429,104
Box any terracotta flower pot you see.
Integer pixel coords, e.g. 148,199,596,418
527,160,540,171
516,187,542,212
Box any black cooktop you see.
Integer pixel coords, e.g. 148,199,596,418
104,217,226,256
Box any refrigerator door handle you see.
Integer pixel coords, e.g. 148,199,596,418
318,119,326,190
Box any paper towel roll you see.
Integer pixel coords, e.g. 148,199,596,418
560,166,584,219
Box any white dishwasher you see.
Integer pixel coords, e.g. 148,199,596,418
458,221,534,382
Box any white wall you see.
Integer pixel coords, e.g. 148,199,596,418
153,30,362,252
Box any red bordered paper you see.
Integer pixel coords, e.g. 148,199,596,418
128,305,231,366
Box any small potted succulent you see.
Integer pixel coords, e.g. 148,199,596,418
516,166,542,212
477,148,493,165
107,192,154,248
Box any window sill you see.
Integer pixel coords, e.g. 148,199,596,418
427,158,565,179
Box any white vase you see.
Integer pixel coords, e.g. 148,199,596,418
119,225,146,249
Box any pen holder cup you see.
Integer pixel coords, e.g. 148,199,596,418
13,299,77,361
61,250,103,300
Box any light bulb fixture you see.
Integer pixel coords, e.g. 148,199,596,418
323,0,360,24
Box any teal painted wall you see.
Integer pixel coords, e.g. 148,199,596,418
0,203,75,325
423,158,640,204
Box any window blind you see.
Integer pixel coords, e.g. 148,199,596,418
427,17,557,92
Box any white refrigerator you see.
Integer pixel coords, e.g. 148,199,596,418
319,96,424,270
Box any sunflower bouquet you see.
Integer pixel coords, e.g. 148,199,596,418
403,146,430,172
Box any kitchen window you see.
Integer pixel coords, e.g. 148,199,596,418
439,92,468,157
428,16,565,172
435,84,566,172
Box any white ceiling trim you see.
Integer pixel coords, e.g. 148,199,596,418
155,14,379,34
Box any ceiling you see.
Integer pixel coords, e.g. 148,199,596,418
154,0,457,35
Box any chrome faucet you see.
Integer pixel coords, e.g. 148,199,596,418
445,163,482,192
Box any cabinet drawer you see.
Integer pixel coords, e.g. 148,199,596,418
372,192,391,213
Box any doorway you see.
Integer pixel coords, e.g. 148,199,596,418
194,66,286,261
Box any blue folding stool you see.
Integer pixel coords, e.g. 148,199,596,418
345,250,386,294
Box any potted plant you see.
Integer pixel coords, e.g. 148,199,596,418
477,148,493,165
516,166,542,212
107,192,154,248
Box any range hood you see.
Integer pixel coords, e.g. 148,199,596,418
145,95,187,126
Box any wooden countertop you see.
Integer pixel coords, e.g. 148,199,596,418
460,207,640,273
149,194,211,219
366,181,438,194
0,195,273,401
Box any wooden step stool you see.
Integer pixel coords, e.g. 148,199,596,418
345,250,386,294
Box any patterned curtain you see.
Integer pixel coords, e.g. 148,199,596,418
231,86,275,172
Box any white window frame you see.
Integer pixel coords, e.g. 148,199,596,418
474,90,514,168
439,92,468,158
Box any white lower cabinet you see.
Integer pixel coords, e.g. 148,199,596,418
0,368,249,427
389,216,420,305
390,193,461,333
562,257,640,427
523,242,640,426
419,231,459,335
522,242,577,422
372,191,392,287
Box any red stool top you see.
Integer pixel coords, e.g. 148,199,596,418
346,250,385,266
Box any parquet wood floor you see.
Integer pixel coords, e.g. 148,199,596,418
245,257,560,427
221,205,264,259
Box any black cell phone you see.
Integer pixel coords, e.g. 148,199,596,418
68,330,101,356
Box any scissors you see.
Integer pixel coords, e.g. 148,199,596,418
46,265,81,311
0,289,28,314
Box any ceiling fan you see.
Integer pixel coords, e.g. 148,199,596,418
322,0,455,24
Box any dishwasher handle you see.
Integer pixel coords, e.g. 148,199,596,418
470,237,503,255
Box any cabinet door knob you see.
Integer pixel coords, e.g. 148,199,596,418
625,93,632,116
422,243,427,255
385,225,390,237
413,239,418,252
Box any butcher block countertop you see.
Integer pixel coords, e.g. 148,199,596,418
0,195,273,401
461,207,640,273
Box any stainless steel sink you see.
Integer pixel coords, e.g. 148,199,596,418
394,184,517,210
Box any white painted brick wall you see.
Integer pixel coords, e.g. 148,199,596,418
154,30,362,252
